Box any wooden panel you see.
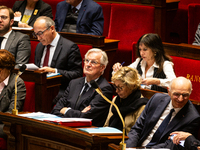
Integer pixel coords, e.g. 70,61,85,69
0,112,124,150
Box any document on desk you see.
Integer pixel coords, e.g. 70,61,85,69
25,63,39,70
19,112,92,127
78,127,122,135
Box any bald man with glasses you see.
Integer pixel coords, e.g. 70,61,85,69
33,16,82,104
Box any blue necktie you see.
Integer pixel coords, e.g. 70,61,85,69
146,108,175,147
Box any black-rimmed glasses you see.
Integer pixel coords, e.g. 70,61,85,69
32,26,51,38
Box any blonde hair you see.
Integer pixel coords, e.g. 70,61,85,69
112,67,141,91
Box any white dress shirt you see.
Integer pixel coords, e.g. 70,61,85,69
129,58,176,89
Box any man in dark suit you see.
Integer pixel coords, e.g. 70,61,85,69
33,16,82,103
126,77,200,148
0,6,31,67
12,0,53,28
51,48,113,127
55,0,104,35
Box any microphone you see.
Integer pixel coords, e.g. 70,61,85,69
90,80,126,150
12,64,27,115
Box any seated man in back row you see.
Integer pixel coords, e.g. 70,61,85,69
51,48,113,127
55,0,104,35
33,16,83,103
126,77,200,148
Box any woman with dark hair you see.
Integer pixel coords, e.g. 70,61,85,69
113,33,176,92
0,49,26,138
104,67,148,135
12,0,53,28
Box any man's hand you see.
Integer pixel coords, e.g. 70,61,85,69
169,131,192,145
81,105,91,113
39,67,56,73
60,107,68,115
14,11,21,17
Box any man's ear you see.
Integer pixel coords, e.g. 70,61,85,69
10,19,14,26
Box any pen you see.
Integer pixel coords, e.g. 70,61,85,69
120,62,125,66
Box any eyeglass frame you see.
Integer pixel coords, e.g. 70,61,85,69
0,15,8,20
172,92,190,99
32,26,51,38
113,84,125,91
83,58,102,66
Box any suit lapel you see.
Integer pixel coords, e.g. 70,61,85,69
50,36,62,68
77,0,86,26
5,31,15,51
29,0,41,25
162,102,189,136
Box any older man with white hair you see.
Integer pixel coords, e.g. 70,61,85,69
51,48,113,127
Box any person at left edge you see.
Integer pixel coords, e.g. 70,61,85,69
33,16,82,104
0,49,26,138
51,48,113,127
0,6,31,68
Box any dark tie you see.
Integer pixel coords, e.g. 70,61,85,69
0,37,4,49
72,7,77,13
43,45,51,67
75,83,89,109
146,108,175,147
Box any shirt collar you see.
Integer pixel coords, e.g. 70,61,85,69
3,30,12,39
2,75,10,86
141,59,159,68
169,100,182,114
50,33,60,47
84,77,99,88
73,0,83,10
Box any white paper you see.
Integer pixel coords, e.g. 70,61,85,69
25,63,39,70
12,26,33,30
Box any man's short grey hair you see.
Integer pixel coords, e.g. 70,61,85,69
35,16,55,27
168,77,193,94
85,48,108,67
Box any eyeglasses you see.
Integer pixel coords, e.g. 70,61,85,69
113,84,125,91
0,15,8,20
32,26,51,38
172,92,190,99
83,58,101,66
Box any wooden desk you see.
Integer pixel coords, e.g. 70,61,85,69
163,42,200,60
14,29,119,51
13,69,62,112
0,112,124,150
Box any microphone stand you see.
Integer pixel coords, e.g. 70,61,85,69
94,88,126,150
12,64,27,115
12,74,20,115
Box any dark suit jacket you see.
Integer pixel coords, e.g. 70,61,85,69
12,0,53,27
126,93,200,148
55,0,104,35
35,35,83,97
51,76,113,127
5,30,31,67
0,73,26,113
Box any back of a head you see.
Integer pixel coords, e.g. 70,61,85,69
0,49,15,70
